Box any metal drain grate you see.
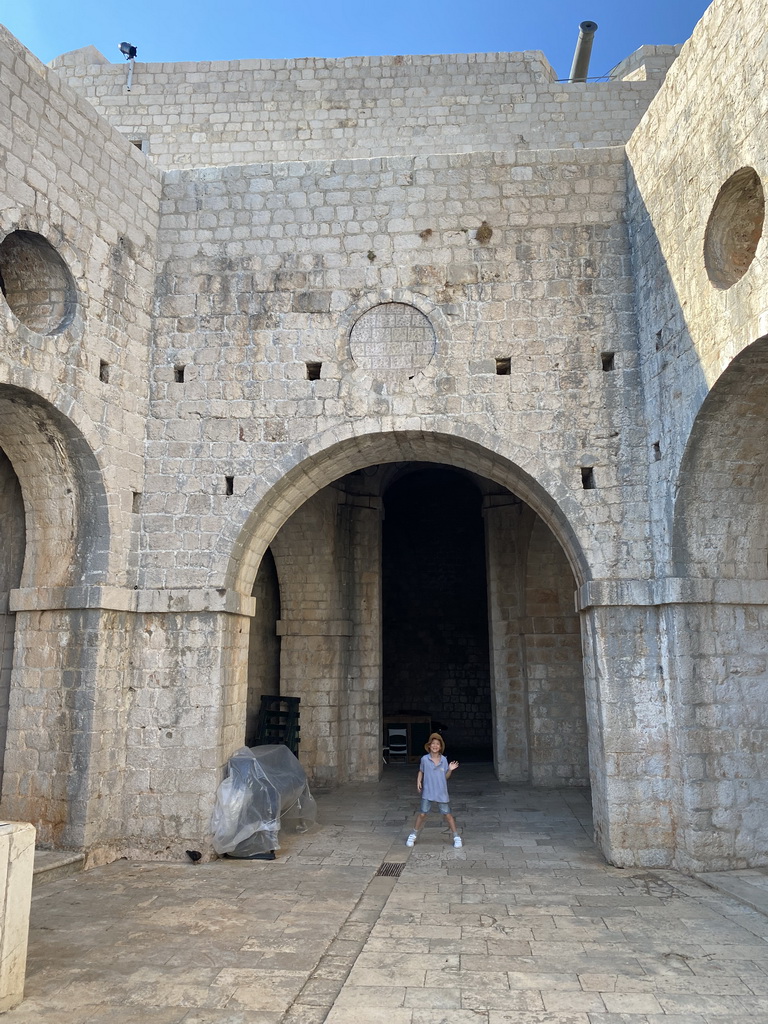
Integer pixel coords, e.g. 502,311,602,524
375,862,405,877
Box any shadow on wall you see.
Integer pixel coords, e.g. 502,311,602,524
668,334,768,869
628,161,768,869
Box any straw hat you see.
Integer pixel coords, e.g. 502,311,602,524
424,732,445,753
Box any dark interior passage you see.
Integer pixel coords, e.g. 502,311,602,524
0,448,24,793
382,467,492,761
245,547,281,746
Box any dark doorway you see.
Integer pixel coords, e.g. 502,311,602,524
245,547,281,746
0,447,25,794
382,467,492,761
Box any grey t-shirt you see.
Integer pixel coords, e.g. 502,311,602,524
420,753,449,802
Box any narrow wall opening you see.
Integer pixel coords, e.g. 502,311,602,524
0,448,25,795
245,547,281,746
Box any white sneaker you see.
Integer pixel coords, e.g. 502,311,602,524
406,832,417,847
453,835,463,848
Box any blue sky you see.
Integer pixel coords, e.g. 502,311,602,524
4,0,711,80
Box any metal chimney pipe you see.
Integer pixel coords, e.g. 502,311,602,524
568,21,598,82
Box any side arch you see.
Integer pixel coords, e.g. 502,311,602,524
0,384,114,847
671,334,768,580
668,333,768,868
0,384,111,587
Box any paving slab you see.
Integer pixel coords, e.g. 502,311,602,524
6,765,768,1022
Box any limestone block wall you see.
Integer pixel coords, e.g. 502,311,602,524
115,605,251,860
270,490,348,784
485,499,529,781
0,24,162,589
580,598,674,867
7,3,765,868
148,144,651,593
0,25,164,852
663,599,768,870
525,517,586,785
52,50,673,169
627,0,768,571
338,493,383,781
624,0,768,868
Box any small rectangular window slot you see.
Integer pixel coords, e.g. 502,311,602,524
601,352,615,372
581,467,596,490
130,139,146,151
225,476,234,496
132,491,141,514
99,360,110,383
653,442,661,462
655,329,664,351
306,362,322,380
495,357,511,376
174,365,185,383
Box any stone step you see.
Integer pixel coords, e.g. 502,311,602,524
33,849,85,886
697,868,768,918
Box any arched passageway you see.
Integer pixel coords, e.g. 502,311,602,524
244,451,588,792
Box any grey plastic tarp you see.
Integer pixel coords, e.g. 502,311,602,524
210,744,317,857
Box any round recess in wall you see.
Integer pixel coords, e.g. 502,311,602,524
350,302,435,373
0,230,77,334
704,167,765,290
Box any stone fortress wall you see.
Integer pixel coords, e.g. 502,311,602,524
51,46,677,167
0,0,766,871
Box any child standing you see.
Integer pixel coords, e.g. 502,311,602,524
406,732,462,848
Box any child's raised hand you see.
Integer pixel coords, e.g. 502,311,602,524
449,760,459,771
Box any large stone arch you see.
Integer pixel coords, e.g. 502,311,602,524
226,428,591,598
233,429,593,806
668,334,768,868
0,384,114,847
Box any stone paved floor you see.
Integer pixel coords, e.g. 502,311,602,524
8,765,768,1023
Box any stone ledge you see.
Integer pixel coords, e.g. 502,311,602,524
32,850,85,887
277,619,353,636
696,868,768,919
577,577,768,611
9,587,256,617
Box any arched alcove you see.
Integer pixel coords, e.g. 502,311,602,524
0,385,111,588
0,385,112,846
669,334,768,868
672,336,768,580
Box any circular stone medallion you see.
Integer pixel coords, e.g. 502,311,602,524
349,302,436,373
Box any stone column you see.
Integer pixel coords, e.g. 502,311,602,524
271,490,347,787
483,496,529,781
339,494,383,782
0,821,35,1012
2,586,254,863
578,580,674,867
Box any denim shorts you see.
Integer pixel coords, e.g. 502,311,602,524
420,798,451,814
